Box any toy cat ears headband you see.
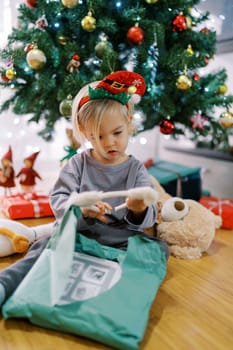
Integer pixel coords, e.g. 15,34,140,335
78,70,146,110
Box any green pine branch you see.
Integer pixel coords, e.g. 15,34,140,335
0,0,232,149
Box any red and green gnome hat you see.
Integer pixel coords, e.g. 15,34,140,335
1,146,13,162
79,70,146,110
24,151,40,166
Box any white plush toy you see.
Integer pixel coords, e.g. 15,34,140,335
0,186,158,258
0,183,222,260
0,220,54,257
66,186,159,212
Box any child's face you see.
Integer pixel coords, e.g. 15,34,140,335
84,108,131,165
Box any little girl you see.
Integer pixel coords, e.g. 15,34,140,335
51,71,158,248
0,70,168,306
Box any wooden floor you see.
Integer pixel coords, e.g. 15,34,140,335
0,217,233,350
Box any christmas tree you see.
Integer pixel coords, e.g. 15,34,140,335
1,0,233,150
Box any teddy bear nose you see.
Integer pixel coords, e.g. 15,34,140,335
174,200,185,211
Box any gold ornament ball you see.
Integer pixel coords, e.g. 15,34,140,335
61,0,79,8
81,12,96,32
176,74,192,90
185,16,192,29
186,44,194,55
57,34,69,45
128,86,137,94
59,95,73,118
5,68,16,80
218,84,228,94
145,0,158,3
95,40,112,58
219,111,233,128
26,48,47,69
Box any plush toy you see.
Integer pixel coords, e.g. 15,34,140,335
66,54,80,74
0,180,221,260
66,186,159,212
16,151,42,193
150,177,222,259
0,146,16,195
0,186,158,258
0,220,54,257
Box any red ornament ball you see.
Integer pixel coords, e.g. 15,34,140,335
193,73,200,81
26,0,37,7
1,72,10,82
172,14,187,32
127,25,144,45
24,43,34,53
159,119,175,135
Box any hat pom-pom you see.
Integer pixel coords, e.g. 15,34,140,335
130,94,141,104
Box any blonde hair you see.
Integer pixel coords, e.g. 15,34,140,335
71,82,134,145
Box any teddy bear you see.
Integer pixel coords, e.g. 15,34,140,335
149,176,222,259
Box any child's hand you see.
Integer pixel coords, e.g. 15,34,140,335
81,201,112,223
125,197,148,224
126,197,147,214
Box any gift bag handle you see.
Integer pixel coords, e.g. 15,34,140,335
48,206,81,304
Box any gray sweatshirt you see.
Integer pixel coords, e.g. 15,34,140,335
50,149,157,249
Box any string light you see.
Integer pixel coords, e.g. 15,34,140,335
139,137,147,145
53,22,60,29
7,132,13,139
219,14,225,21
13,117,20,125
116,1,122,8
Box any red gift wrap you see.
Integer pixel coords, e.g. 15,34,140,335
0,192,54,219
200,196,233,230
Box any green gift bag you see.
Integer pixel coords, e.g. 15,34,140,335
3,206,167,350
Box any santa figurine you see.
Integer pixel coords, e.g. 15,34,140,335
16,151,42,193
0,146,16,195
66,54,80,73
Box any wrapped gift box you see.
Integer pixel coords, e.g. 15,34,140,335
145,159,202,201
200,196,233,229
0,192,54,219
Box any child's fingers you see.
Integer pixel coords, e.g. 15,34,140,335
82,201,112,222
95,201,112,214
95,213,109,223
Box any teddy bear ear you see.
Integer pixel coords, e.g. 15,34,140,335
161,197,189,222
